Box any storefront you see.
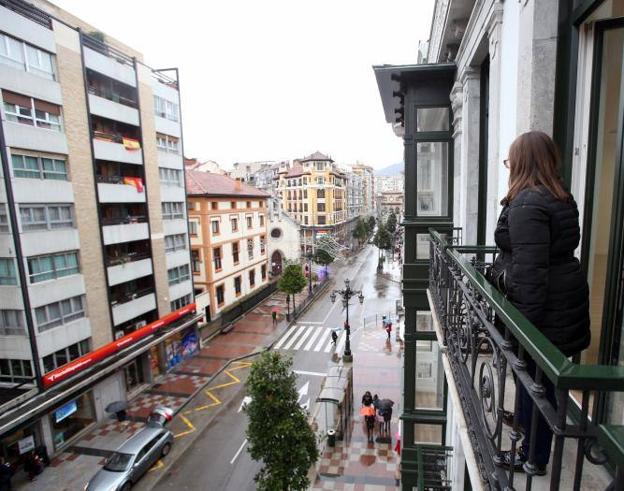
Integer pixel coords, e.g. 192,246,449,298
148,345,163,379
0,422,41,466
50,392,96,451
164,327,199,371
123,356,145,394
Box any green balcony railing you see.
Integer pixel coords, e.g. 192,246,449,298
428,230,624,490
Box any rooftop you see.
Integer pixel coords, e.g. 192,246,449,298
301,151,333,162
186,170,269,198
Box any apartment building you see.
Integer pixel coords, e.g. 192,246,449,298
184,157,226,176
0,0,198,460
276,152,348,253
186,171,270,320
374,0,624,489
351,162,375,215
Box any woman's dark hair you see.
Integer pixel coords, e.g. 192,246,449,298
503,130,569,204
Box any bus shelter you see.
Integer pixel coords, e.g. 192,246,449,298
315,365,353,442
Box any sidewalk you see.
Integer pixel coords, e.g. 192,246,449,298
310,317,404,490
14,287,310,491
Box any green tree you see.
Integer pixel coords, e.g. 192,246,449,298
386,211,397,234
245,352,319,491
313,249,334,277
373,223,392,269
352,218,368,245
367,215,376,235
278,263,307,312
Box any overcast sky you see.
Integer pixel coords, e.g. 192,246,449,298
53,0,434,170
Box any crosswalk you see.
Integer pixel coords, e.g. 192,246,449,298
274,324,347,353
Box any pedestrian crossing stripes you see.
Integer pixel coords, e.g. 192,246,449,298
274,325,345,353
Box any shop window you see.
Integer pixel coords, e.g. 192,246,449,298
216,285,224,306
51,392,95,450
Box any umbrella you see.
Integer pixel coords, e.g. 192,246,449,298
378,399,394,410
360,406,375,417
271,306,281,313
105,401,128,413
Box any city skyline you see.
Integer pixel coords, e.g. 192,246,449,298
51,0,434,169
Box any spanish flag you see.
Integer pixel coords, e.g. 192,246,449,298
123,177,144,193
122,137,141,151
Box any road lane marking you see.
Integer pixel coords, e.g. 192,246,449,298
190,390,221,412
303,327,323,350
174,414,196,438
299,321,323,324
293,326,314,350
293,370,326,377
322,300,338,324
336,330,347,353
273,326,298,350
282,326,306,350
314,329,331,351
230,439,248,465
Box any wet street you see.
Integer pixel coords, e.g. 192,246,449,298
150,245,403,490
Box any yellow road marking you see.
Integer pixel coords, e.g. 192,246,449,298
190,390,221,412
149,459,164,472
173,414,196,438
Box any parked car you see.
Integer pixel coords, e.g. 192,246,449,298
85,410,173,491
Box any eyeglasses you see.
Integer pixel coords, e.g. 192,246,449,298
503,159,510,169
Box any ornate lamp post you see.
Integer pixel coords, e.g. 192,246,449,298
306,252,313,295
330,278,364,362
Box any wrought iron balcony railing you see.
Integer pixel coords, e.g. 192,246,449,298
428,230,624,491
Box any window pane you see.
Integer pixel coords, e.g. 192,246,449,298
413,423,443,445
416,107,449,132
416,234,430,260
415,341,444,410
417,142,448,216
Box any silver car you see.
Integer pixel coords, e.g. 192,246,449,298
85,426,173,491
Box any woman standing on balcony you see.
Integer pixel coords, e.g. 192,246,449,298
492,130,590,475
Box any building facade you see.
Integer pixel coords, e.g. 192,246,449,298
186,171,270,321
276,152,348,253
184,157,226,175
351,162,375,215
375,0,624,489
0,0,198,462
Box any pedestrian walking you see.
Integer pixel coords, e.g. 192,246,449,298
385,322,392,340
491,131,590,476
331,330,338,345
383,406,393,435
361,391,373,406
0,457,13,491
271,310,277,326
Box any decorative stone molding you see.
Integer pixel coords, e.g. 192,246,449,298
486,3,504,61
429,0,451,63
451,81,463,138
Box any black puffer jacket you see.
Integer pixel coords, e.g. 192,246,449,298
492,185,590,356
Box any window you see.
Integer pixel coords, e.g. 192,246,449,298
211,220,220,235
316,162,324,171
0,359,33,383
188,221,198,236
216,284,224,306
232,242,239,264
35,295,85,332
247,238,254,259
19,204,74,231
270,228,282,238
317,203,325,212
318,216,326,225
246,201,251,208
231,217,238,231
154,95,179,122
12,154,68,181
304,203,308,212
234,276,241,295
159,167,183,186
165,233,187,253
0,310,24,336
27,251,79,283
156,133,179,153
304,216,308,225
261,264,266,281
211,202,218,210
316,177,324,185
162,202,184,220
168,264,190,285
0,204,8,233
0,33,54,79
213,247,222,270
249,269,255,287
0,258,17,285
259,215,264,227
317,189,325,199
246,216,252,228
170,294,191,311
191,249,201,273
260,236,266,255
416,362,432,379
3,91,61,131
42,339,90,373
231,201,236,209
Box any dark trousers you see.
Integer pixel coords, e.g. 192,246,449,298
517,356,557,467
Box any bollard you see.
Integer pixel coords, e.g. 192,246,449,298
327,429,336,447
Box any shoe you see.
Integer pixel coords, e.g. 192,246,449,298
497,450,547,476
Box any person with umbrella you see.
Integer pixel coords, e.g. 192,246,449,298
271,306,280,326
378,398,394,437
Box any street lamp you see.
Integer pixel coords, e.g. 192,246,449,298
306,252,313,296
330,278,364,362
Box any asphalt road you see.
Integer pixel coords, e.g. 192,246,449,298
151,245,397,491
